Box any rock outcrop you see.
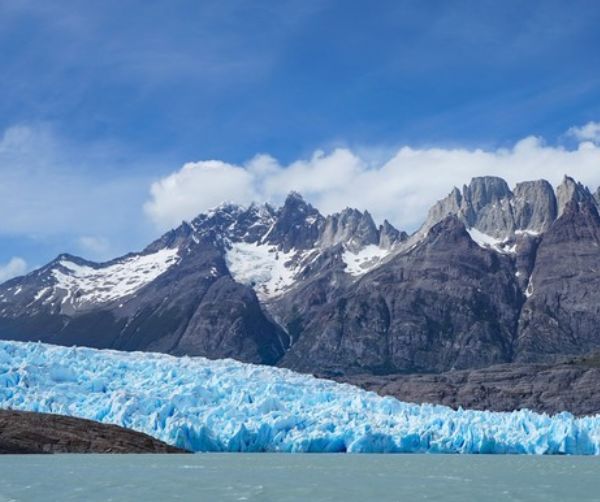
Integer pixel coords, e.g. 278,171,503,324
337,355,600,416
0,409,187,453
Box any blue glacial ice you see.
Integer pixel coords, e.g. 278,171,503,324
0,340,599,454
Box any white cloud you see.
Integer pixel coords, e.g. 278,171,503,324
77,236,110,257
144,128,600,232
0,124,154,258
567,121,600,143
0,257,27,283
144,160,258,229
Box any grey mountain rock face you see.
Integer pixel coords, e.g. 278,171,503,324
319,208,379,252
421,186,463,237
337,356,600,416
2,177,600,415
556,175,594,217
461,176,514,237
264,192,324,251
422,176,558,239
516,196,600,362
378,220,407,249
275,216,521,375
512,180,557,233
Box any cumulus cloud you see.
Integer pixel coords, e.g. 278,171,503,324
567,121,600,143
77,236,110,258
0,257,27,283
144,161,258,229
144,130,600,232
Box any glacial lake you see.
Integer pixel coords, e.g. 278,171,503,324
1,454,599,501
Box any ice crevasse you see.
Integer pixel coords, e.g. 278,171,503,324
0,340,599,454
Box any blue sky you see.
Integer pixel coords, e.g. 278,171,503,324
1,0,600,277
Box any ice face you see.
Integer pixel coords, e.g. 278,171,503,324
0,340,599,454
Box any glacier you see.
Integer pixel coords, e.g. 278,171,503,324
0,340,599,454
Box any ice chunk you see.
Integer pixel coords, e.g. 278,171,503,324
0,340,598,454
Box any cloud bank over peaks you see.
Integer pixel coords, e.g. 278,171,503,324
144,128,600,232
0,257,27,283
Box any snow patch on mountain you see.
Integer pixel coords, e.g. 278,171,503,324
515,229,541,237
1,340,599,454
342,245,391,276
225,242,307,299
51,248,180,305
467,228,516,254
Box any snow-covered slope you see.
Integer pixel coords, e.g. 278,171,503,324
342,244,391,276
225,243,313,299
466,228,516,254
51,248,180,306
1,340,599,454
0,248,181,316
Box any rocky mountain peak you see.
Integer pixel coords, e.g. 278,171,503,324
512,179,557,234
463,176,512,212
144,220,195,252
421,177,515,239
53,253,90,264
421,186,463,235
421,175,569,241
556,175,595,217
439,212,467,232
191,202,243,230
319,207,379,251
424,214,470,247
379,219,406,249
281,191,309,211
263,193,323,252
460,177,514,237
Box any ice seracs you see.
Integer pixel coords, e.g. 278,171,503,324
0,340,599,454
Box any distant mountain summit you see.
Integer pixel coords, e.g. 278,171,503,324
2,175,600,385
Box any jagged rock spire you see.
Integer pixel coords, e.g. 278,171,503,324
556,175,595,217
421,176,561,239
512,179,557,233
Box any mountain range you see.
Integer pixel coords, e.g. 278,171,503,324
2,174,600,415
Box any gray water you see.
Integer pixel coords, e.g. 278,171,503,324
0,454,599,501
